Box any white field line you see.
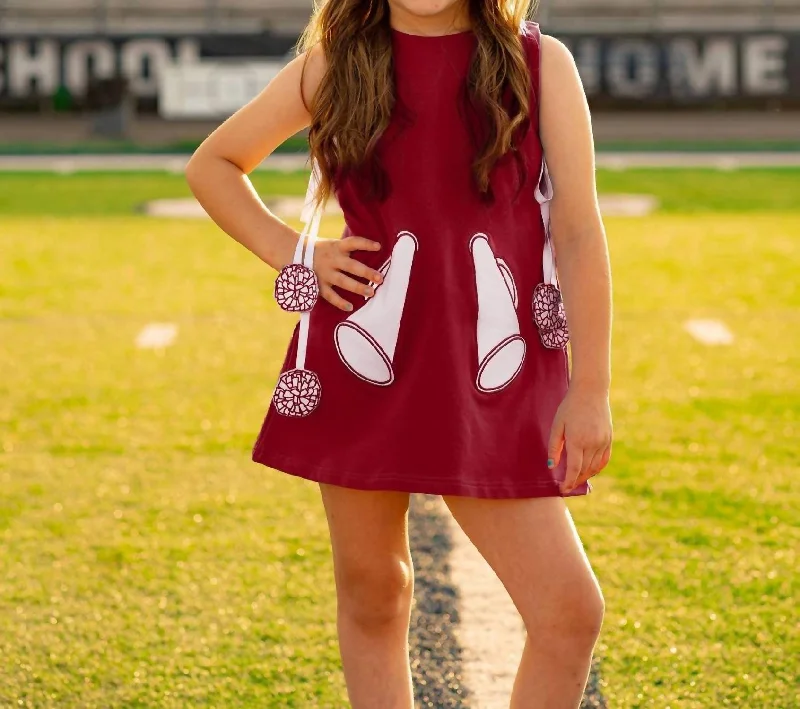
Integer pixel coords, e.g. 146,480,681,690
3,152,800,173
437,497,526,709
135,323,178,349
595,152,800,169
684,319,734,345
0,154,311,173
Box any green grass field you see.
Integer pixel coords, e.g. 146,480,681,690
1,168,798,707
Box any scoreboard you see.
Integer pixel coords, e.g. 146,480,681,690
0,31,798,113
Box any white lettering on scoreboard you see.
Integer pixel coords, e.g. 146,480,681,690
565,34,791,100
0,37,201,98
0,33,794,108
669,39,738,97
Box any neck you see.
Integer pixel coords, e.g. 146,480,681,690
387,1,471,36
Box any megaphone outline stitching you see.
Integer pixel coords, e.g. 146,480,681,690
495,257,519,309
334,230,419,386
470,233,527,394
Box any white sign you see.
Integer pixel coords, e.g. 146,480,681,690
158,60,286,119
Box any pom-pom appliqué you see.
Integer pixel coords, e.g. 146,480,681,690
273,368,322,417
533,283,566,330
540,326,570,350
533,283,569,350
274,263,319,312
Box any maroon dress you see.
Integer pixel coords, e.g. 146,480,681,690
252,21,592,499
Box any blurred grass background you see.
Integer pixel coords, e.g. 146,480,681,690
2,167,800,216
0,168,798,707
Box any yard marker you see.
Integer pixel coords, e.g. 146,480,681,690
135,323,178,349
167,159,186,174
54,160,76,175
715,157,739,172
684,319,734,345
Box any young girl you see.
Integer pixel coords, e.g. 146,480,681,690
186,0,613,706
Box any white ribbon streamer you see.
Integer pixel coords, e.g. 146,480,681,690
294,159,323,371
534,156,558,287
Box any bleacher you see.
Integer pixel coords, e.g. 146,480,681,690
539,0,800,32
0,0,316,34
0,0,798,34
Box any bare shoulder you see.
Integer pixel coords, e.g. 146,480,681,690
297,42,328,109
540,34,581,82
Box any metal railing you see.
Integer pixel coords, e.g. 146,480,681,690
538,0,798,32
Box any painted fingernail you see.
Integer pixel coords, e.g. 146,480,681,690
365,288,374,297
547,458,555,469
346,303,353,311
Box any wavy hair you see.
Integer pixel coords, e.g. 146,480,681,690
299,0,537,208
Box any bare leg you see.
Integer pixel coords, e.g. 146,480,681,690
441,494,604,709
319,483,415,709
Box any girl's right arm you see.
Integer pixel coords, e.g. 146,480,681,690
185,46,384,312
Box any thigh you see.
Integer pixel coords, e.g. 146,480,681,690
441,495,603,632
319,483,413,582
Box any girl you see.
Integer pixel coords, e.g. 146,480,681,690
186,0,613,706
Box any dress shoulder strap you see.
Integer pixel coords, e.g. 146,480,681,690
520,20,543,108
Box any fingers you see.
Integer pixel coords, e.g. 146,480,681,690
601,443,612,470
574,447,604,489
340,256,385,286
561,439,583,494
594,444,612,477
309,238,383,312
320,284,353,312
340,236,382,254
547,415,566,469
317,272,372,311
571,442,612,491
330,271,374,298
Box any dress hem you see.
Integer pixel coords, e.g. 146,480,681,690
252,450,589,500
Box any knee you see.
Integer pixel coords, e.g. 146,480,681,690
336,554,414,627
526,583,605,649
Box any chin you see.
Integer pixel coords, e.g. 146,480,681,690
390,0,463,19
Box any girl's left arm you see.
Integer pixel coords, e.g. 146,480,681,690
539,34,613,493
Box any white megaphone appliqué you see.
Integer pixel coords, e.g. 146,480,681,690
470,233,526,392
334,231,418,386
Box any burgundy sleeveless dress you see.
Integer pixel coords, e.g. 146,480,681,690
252,21,591,499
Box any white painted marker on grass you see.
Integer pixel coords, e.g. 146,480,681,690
136,323,178,349
684,319,734,345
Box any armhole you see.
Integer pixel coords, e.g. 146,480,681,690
521,20,545,199
522,20,543,124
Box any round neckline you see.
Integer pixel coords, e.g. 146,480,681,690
390,25,474,39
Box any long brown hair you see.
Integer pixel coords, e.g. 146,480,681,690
299,0,536,209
